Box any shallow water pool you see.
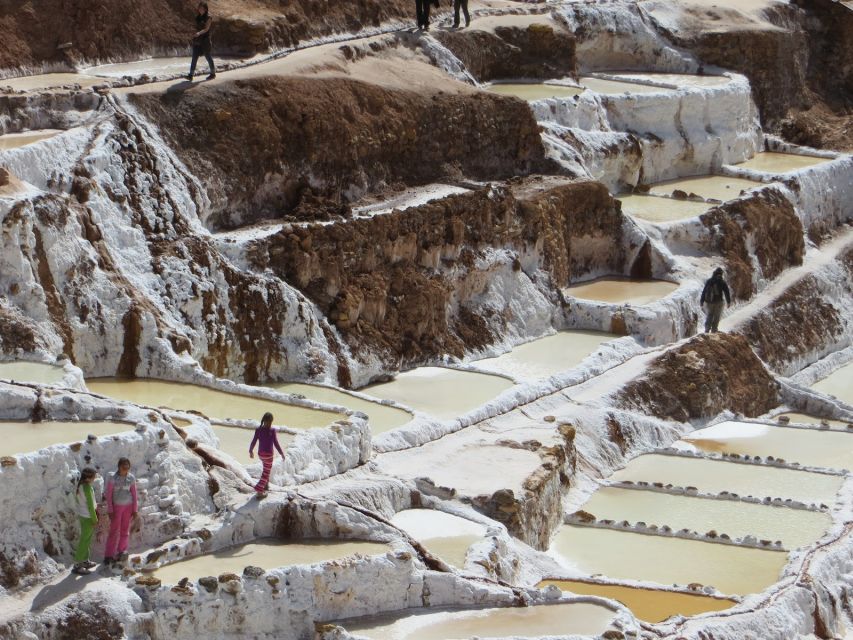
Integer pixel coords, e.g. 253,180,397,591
563,277,678,305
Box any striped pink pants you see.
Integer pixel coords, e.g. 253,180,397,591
255,452,274,492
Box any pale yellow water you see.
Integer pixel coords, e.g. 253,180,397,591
486,83,584,101
0,73,103,92
580,76,667,95
391,509,486,569
611,73,730,87
0,361,66,384
342,602,616,640
580,486,831,549
0,129,63,150
152,539,389,584
812,362,853,405
617,194,712,223
563,277,679,305
611,454,844,504
737,152,831,173
550,526,786,595
538,579,737,623
266,382,412,433
209,424,293,466
473,331,617,380
0,421,134,457
361,367,513,421
647,176,760,201
86,378,342,427
683,420,853,471
777,413,852,431
82,57,202,78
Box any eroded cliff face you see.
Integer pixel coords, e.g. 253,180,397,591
132,76,552,229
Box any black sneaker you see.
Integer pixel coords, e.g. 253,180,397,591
71,564,91,575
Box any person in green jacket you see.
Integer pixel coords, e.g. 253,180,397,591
72,467,99,575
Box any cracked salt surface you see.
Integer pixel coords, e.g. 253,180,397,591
0,361,66,384
391,509,486,569
0,421,136,457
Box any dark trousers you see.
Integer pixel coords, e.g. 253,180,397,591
190,41,215,77
454,0,469,26
415,0,431,28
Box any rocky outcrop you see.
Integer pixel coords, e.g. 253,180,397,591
616,333,780,422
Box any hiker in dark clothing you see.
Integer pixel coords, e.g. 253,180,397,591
188,2,216,81
453,0,470,28
700,267,732,333
415,0,432,30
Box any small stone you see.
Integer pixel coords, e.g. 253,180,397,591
134,575,161,589
218,573,240,583
573,510,596,523
543,415,556,423
0,167,10,186
0,456,17,467
243,566,265,578
777,416,790,424
198,576,218,593
69,442,82,452
266,576,280,587
186,438,199,449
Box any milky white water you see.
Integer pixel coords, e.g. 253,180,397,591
486,83,584,101
265,382,412,433
0,421,134,457
811,362,853,404
209,424,293,466
550,526,787,595
580,486,831,549
680,420,853,471
151,539,390,584
735,152,831,173
538,579,737,623
473,331,617,380
579,76,667,95
0,361,66,384
0,129,63,150
86,378,342,427
610,73,730,87
617,194,712,222
777,413,852,431
341,602,616,640
647,176,760,201
563,277,679,305
391,509,486,569
81,57,211,78
361,367,513,421
610,454,844,504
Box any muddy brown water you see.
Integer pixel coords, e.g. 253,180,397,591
617,194,712,223
736,152,831,173
391,509,487,569
0,421,134,457
0,361,66,384
538,579,737,623
563,277,679,305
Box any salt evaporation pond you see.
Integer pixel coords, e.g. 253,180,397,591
472,330,616,380
361,367,513,421
681,420,853,470
609,73,730,87
647,176,760,201
0,73,103,92
0,129,62,150
610,454,844,504
82,57,204,78
266,382,412,433
580,486,831,549
391,509,486,569
550,526,786,595
736,152,831,173
152,539,390,584
563,277,678,305
538,579,736,623
486,83,584,101
209,424,294,466
617,194,712,223
0,361,66,384
777,413,852,430
579,76,666,94
86,378,343,427
811,362,853,405
0,421,133,457
341,602,616,640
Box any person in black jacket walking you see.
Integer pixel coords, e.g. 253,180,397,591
700,267,731,333
188,2,216,81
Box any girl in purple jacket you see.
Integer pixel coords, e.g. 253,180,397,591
249,412,284,495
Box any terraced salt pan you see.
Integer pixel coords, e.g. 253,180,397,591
563,277,678,305
609,73,731,87
81,57,216,78
617,194,712,222
361,367,513,421
680,420,853,471
0,129,63,150
86,378,342,427
0,361,66,384
579,76,667,95
538,579,736,623
579,486,831,549
735,152,831,173
0,73,104,92
342,602,617,639
777,413,852,430
472,331,617,380
812,362,853,405
266,382,412,433
550,526,787,595
486,83,584,101
391,509,487,569
353,184,469,217
151,539,389,584
209,424,294,466
0,421,134,457
610,454,844,504
647,175,760,201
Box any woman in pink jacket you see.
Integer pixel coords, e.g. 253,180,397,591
104,457,139,565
